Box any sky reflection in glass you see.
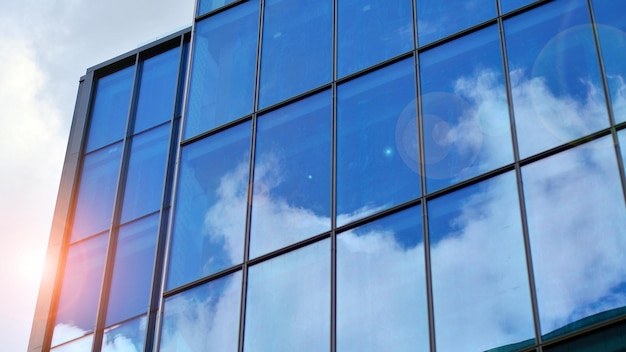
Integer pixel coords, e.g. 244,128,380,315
102,316,147,352
337,205,429,352
420,25,513,192
504,0,609,158
337,58,420,226
523,136,626,337
250,91,331,258
500,0,537,14
197,0,238,17
50,335,93,352
167,121,251,290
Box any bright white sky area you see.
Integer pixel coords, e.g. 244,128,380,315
0,1,193,350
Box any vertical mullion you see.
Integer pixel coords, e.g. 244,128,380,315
330,0,338,350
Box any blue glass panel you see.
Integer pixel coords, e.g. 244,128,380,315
51,234,108,346
258,0,332,108
420,25,513,192
102,316,146,351
121,124,170,223
336,206,429,352
250,91,331,258
134,48,179,134
592,0,626,124
504,0,609,158
51,335,93,352
160,272,242,352
185,0,259,138
167,121,251,290
337,0,413,78
244,239,330,352
500,0,537,14
106,215,158,326
197,0,238,17
71,142,122,242
86,66,134,152
523,136,626,338
336,59,420,226
416,0,495,46
428,172,535,351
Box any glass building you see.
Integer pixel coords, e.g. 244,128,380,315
29,0,626,351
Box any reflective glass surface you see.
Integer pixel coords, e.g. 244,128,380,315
420,25,513,192
160,271,242,352
337,0,413,78
500,0,537,14
244,239,330,352
50,335,93,352
258,0,332,108
429,171,534,351
71,142,122,242
544,319,626,352
523,136,626,337
167,121,251,290
102,316,147,352
336,58,420,226
250,91,331,258
106,215,158,326
120,124,170,223
134,48,179,134
416,0,495,46
592,0,626,123
504,0,609,158
197,0,238,17
336,206,429,352
86,66,134,152
185,0,259,138
52,234,108,346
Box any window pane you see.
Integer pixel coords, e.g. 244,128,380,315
504,0,609,158
102,316,147,352
258,0,332,108
544,319,626,352
71,142,122,242
86,66,134,152
337,206,429,352
336,59,420,226
121,124,170,223
244,239,330,352
428,172,535,351
160,271,242,352
416,0,495,46
592,0,626,124
134,48,180,134
500,0,537,14
106,215,158,326
420,25,512,192
51,335,93,352
52,234,108,346
523,136,626,338
337,0,413,78
185,0,259,138
250,91,331,258
167,121,251,290
197,0,238,17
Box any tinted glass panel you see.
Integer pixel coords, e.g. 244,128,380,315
167,121,251,289
337,205,429,352
259,0,332,108
592,0,626,124
500,0,537,14
429,172,535,351
504,0,609,158
51,234,108,346
523,136,626,338
134,48,179,134
337,0,413,78
185,0,259,138
106,215,158,326
544,319,626,352
71,142,122,242
197,0,238,17
120,124,170,223
50,335,93,352
250,91,331,258
416,0,495,46
86,66,134,152
102,316,147,351
420,25,512,192
244,239,330,352
336,58,420,226
160,272,242,352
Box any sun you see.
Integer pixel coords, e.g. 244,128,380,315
18,251,45,285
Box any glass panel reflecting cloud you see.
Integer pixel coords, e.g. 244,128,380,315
428,171,535,351
161,272,242,352
337,205,429,352
420,25,513,192
523,136,626,337
103,316,147,352
50,334,93,352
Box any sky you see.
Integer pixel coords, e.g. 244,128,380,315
0,0,193,350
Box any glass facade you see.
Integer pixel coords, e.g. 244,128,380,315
31,0,626,351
